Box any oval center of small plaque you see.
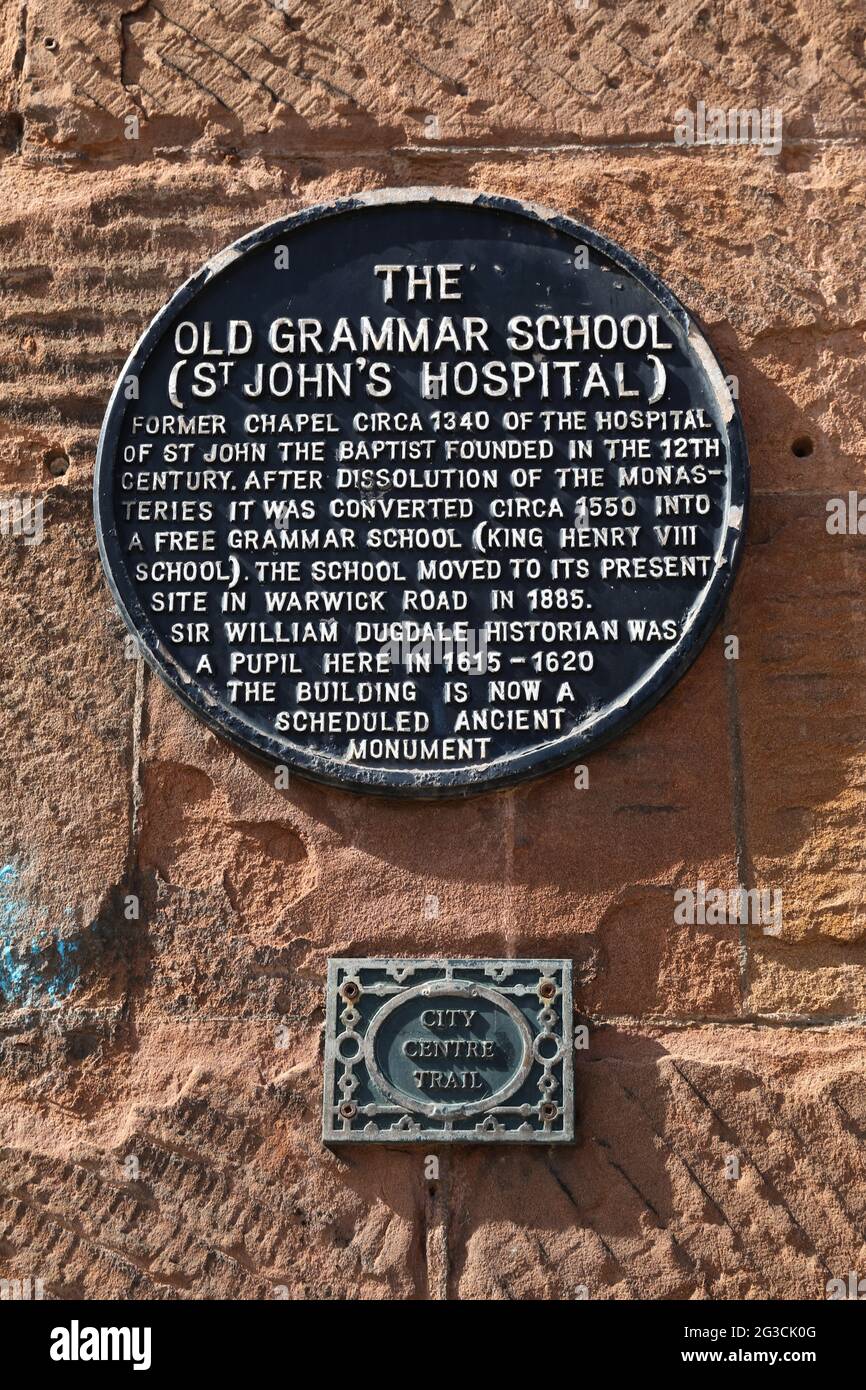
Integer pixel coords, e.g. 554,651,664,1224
364,982,532,1116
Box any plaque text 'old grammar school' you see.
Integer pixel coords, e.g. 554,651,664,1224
95,189,748,796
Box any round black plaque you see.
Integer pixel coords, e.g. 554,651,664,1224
95,188,748,797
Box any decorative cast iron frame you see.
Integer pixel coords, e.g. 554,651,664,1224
323,957,574,1144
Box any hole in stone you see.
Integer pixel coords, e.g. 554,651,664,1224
791,435,813,458
44,36,58,50
46,451,69,477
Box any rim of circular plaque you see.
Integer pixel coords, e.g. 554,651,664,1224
362,979,534,1120
94,186,749,798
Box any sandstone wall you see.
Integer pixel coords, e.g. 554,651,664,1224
1,0,865,1300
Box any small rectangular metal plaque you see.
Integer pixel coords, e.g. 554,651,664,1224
323,957,573,1144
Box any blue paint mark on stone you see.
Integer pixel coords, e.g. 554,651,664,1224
0,862,82,1006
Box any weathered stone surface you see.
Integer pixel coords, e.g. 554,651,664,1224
1,0,865,1303
450,1024,866,1300
10,0,866,161
0,497,135,1051
735,494,866,947
0,1022,424,1298
3,1019,866,1299
748,937,866,1019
